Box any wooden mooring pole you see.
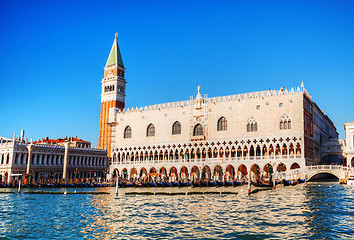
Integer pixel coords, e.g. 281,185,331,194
115,177,119,197
248,171,251,195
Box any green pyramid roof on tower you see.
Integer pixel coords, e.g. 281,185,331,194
106,34,124,68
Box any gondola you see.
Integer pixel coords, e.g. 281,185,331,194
283,179,291,186
297,178,305,183
283,179,297,186
172,181,179,187
225,181,233,187
233,180,243,186
200,181,209,187
148,182,157,187
156,182,164,187
179,181,189,187
209,181,217,187
192,181,200,187
252,182,273,187
134,182,143,188
216,181,224,187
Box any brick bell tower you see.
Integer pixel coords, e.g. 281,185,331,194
99,33,126,156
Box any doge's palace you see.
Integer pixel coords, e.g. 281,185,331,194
100,34,338,182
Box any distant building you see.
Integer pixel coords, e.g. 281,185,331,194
35,136,91,148
0,135,107,184
319,138,344,164
344,122,354,167
100,34,338,182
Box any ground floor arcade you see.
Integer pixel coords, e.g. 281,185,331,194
110,159,304,183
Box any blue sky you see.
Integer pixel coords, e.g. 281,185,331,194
0,0,353,147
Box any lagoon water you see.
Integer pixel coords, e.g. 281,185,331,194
0,182,353,239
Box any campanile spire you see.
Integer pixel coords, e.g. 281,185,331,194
98,33,126,156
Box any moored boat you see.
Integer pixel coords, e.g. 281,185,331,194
347,175,354,185
148,182,157,187
209,181,217,187
200,181,209,187
225,181,233,187
297,178,306,184
172,181,179,187
233,180,243,186
192,181,200,187
163,182,172,187
283,179,297,186
252,182,273,187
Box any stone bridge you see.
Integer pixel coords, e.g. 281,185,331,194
287,165,354,181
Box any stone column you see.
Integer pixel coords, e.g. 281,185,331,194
63,142,69,180
26,144,34,174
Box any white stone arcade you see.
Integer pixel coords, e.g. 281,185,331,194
110,135,305,182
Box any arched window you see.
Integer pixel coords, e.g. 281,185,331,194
247,118,258,132
280,115,292,130
124,126,132,138
172,121,181,135
217,117,227,131
193,124,203,136
147,124,155,137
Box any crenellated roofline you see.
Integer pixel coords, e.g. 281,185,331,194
117,85,308,114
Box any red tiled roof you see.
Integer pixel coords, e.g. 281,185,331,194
34,137,91,144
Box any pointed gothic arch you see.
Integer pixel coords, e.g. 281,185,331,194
193,124,203,136
147,123,155,137
217,117,227,131
124,126,132,138
172,121,181,135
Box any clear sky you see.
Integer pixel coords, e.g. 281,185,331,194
1,0,353,147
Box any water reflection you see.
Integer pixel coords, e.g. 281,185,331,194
0,183,353,239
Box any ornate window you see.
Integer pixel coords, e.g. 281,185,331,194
193,124,203,136
247,118,258,132
124,126,132,138
147,124,155,137
172,121,181,135
217,117,227,131
280,115,292,130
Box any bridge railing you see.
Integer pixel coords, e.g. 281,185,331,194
306,165,349,171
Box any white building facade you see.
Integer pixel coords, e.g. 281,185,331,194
0,138,108,184
344,122,354,167
107,84,338,182
100,35,338,182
